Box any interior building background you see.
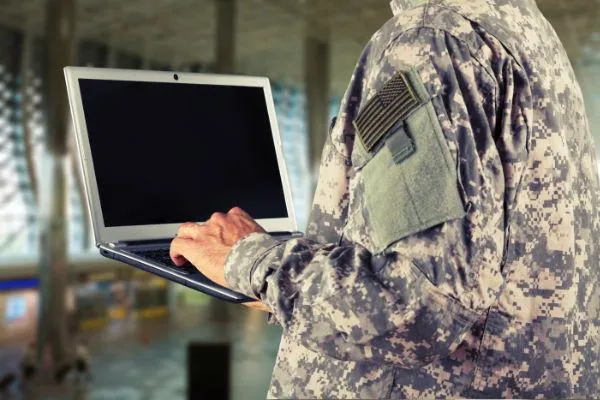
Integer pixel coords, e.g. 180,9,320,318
0,0,598,398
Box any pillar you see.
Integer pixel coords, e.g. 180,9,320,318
215,0,237,74
304,17,330,189
37,0,76,368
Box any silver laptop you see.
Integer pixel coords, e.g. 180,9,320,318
64,66,302,303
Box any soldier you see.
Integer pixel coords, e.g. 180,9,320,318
170,0,600,398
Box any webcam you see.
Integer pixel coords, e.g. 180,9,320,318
174,73,179,81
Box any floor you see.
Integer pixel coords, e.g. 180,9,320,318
0,300,282,400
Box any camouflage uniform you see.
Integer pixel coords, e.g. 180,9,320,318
225,0,600,398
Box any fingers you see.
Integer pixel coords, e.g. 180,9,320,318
177,209,252,239
228,207,252,219
176,222,205,240
174,207,261,259
228,207,265,233
170,237,196,266
209,212,227,225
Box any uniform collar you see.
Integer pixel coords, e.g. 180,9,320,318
390,0,424,15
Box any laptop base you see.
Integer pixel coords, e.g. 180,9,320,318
99,244,255,303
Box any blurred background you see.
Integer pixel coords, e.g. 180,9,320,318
0,0,598,398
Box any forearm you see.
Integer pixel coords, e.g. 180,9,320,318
224,232,479,368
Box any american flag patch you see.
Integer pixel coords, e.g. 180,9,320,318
353,72,422,152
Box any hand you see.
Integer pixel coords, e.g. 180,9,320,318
170,207,268,309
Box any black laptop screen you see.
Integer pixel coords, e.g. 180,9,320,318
78,78,288,227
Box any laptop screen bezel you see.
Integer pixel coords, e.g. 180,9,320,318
64,66,299,244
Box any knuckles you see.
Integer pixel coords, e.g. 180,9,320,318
209,212,227,223
179,222,201,233
180,222,198,229
229,207,243,215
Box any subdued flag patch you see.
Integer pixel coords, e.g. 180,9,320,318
353,71,422,152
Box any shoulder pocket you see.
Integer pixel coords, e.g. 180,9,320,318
364,101,465,252
349,69,466,252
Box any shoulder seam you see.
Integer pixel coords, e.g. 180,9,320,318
378,22,498,112
426,3,525,72
378,25,495,89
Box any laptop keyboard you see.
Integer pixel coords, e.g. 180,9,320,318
130,248,199,275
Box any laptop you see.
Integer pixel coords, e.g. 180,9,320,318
64,66,302,303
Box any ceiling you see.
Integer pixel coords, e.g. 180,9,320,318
0,0,599,95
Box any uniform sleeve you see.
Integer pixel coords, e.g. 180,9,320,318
224,27,509,369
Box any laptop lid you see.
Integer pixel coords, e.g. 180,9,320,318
64,66,298,245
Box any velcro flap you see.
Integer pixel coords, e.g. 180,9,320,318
386,125,416,164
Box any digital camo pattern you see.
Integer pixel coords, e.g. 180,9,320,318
224,0,600,398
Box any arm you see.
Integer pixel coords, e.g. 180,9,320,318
224,27,508,368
